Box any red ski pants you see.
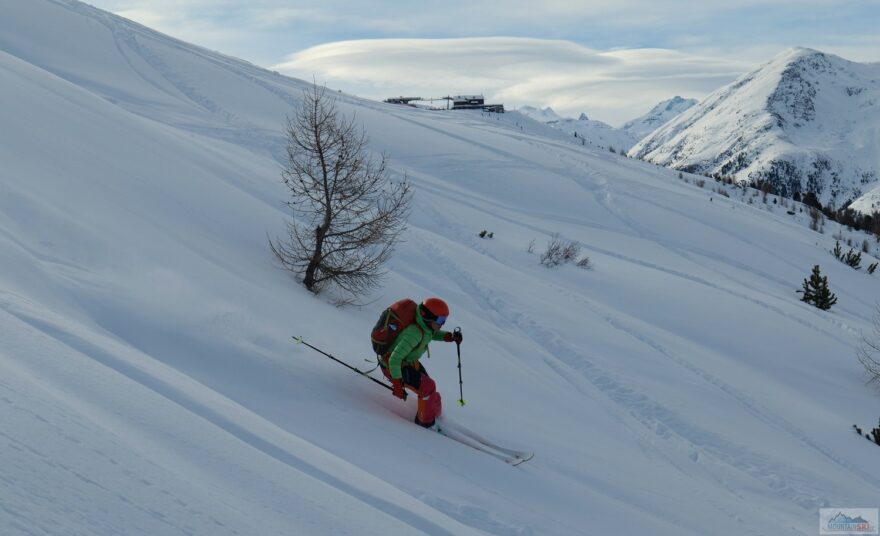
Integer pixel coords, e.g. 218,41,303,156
381,363,442,424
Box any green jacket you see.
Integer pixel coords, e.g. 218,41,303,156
381,310,448,379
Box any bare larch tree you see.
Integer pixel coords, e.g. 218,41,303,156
270,84,412,297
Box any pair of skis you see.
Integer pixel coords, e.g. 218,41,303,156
291,336,533,464
432,417,534,466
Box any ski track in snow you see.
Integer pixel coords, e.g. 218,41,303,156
413,163,861,495
411,134,880,505
609,185,871,308
379,112,571,179
0,338,233,536
0,295,474,536
74,1,291,160
549,146,866,344
417,493,536,536
409,212,871,517
589,194,859,345
547,277,880,492
416,164,856,351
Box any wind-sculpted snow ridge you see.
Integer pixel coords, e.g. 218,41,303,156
2,2,880,535
630,48,880,211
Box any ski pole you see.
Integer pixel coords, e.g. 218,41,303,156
293,336,391,392
454,327,466,406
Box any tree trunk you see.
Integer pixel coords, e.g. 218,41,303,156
303,224,327,291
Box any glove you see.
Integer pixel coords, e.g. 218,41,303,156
443,331,463,344
391,378,407,400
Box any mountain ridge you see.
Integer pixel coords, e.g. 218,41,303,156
622,96,698,139
517,96,697,153
630,47,880,211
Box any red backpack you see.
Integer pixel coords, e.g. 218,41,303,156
370,299,422,355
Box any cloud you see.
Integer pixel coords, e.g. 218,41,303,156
88,1,880,124
113,8,172,30
245,8,338,28
274,38,755,126
94,1,879,47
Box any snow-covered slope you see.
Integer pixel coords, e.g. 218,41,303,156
622,95,698,140
630,48,880,211
517,106,640,152
3,2,880,535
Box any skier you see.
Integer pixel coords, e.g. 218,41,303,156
377,297,462,428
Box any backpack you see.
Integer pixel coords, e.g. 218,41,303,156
370,298,422,355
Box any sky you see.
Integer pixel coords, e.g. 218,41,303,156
83,0,880,126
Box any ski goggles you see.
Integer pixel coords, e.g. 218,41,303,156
433,315,447,326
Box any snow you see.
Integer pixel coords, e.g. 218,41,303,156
2,1,880,535
630,48,880,211
621,96,698,140
519,97,696,154
517,105,565,123
515,106,640,152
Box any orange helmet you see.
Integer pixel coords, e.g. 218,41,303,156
421,297,449,325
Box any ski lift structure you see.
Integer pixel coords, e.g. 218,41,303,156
384,94,504,113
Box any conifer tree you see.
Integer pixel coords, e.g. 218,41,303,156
800,265,837,310
845,249,862,269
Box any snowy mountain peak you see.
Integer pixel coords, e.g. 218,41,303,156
652,95,695,114
519,97,695,152
517,105,563,122
774,46,827,62
630,48,880,209
622,96,698,139
516,105,639,150
765,48,842,127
